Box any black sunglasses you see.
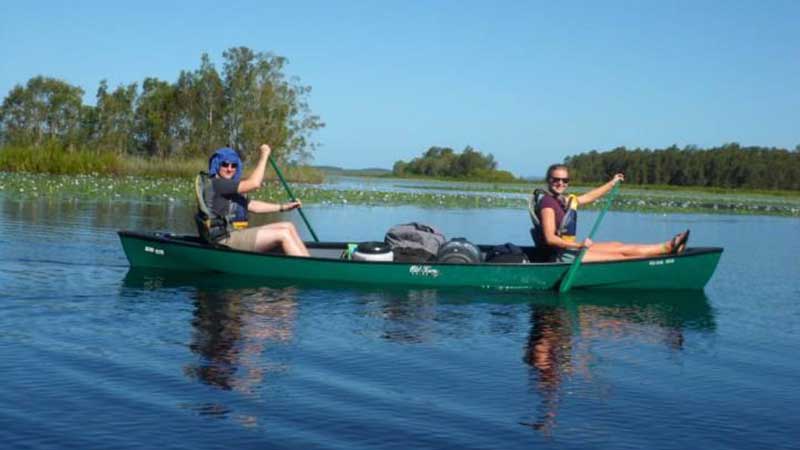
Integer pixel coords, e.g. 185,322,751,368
549,177,569,184
221,161,238,169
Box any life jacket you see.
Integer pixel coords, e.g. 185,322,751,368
194,171,249,243
528,188,578,248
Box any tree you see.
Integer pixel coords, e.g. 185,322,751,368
181,53,227,155
134,78,179,158
222,47,323,163
0,76,85,148
393,145,510,180
93,80,137,153
564,144,800,190
1,47,324,162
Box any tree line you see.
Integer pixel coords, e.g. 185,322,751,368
565,144,800,190
393,146,515,181
0,47,323,163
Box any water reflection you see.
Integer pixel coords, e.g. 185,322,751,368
183,285,297,393
122,269,716,435
122,269,297,425
354,289,441,343
522,290,715,435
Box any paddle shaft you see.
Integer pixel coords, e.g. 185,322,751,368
559,181,620,293
268,156,319,242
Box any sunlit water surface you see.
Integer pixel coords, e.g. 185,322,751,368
1,191,799,449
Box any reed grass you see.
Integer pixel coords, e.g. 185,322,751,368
0,145,124,175
0,146,324,183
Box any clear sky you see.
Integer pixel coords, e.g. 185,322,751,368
1,0,798,177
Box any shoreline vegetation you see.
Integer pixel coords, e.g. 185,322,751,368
1,42,797,217
2,170,798,217
2,44,798,194
392,146,516,182
0,145,324,183
0,47,323,168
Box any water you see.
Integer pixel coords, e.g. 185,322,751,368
1,190,799,449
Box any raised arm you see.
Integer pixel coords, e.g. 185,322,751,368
576,173,623,205
237,144,272,193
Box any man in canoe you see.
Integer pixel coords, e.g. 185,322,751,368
196,144,310,257
530,164,689,262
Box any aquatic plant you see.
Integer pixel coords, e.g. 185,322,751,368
1,172,798,216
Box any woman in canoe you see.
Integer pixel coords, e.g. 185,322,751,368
531,164,689,262
198,144,310,257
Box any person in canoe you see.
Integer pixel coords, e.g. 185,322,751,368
530,164,689,262
195,144,310,257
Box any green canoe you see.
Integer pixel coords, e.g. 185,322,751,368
117,231,723,291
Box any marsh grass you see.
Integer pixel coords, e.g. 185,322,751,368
405,180,800,199
0,146,324,182
1,172,799,216
0,145,124,175
2,147,798,216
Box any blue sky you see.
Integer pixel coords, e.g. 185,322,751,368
1,1,798,176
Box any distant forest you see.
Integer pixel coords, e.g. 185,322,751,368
566,144,800,190
393,146,516,182
0,47,323,163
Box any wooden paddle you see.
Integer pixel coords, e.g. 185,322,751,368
268,155,320,242
558,181,621,293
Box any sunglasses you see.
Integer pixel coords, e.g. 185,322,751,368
549,177,570,184
220,161,238,169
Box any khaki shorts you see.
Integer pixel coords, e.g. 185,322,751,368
218,227,260,252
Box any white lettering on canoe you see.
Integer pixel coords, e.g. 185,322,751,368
648,258,675,266
144,246,165,256
409,265,439,278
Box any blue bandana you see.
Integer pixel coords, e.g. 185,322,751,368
208,147,243,181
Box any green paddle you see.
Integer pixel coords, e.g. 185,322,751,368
268,156,319,242
558,181,621,293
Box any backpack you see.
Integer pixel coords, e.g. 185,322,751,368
485,242,529,264
194,171,231,243
437,238,482,264
384,222,446,262
194,172,249,243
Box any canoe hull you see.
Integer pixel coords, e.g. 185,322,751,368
118,231,723,291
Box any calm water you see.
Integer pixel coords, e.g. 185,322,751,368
1,191,799,449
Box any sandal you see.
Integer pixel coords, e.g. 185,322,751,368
670,229,690,254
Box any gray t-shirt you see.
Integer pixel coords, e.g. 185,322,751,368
211,178,249,219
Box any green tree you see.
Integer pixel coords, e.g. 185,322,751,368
1,47,324,163
93,80,137,153
179,53,227,155
0,76,85,148
134,78,179,158
565,143,800,190
393,145,510,180
222,47,323,163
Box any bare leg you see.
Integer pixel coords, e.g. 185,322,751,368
581,248,654,262
276,222,309,256
253,223,310,256
589,240,670,258
576,231,688,262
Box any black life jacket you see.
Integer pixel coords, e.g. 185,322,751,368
528,188,578,248
194,172,248,243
